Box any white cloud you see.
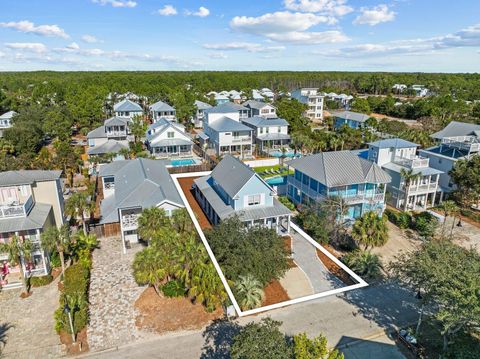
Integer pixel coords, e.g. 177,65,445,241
203,42,286,53
354,4,396,26
433,24,480,48
0,51,5,58
5,42,47,53
209,52,228,59
0,20,69,39
185,6,210,17
66,42,80,50
268,30,349,44
158,5,177,16
92,0,137,8
283,0,353,17
81,34,100,43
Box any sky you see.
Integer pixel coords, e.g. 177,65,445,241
0,0,479,72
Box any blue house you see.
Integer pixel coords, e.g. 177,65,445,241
332,111,371,130
193,155,291,233
286,151,391,222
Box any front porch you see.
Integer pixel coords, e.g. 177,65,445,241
151,144,193,158
258,138,291,152
245,215,291,235
218,144,252,158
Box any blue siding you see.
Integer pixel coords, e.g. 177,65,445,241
234,175,273,210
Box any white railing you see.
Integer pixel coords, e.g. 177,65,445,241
231,137,252,143
0,195,33,219
106,131,127,137
441,136,480,152
408,183,437,194
393,156,429,169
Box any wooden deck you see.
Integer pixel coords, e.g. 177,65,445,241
177,176,212,230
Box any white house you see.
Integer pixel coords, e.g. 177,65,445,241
241,116,290,153
242,100,277,118
146,118,193,158
113,99,143,119
193,100,212,128
149,100,176,122
291,88,324,121
0,111,16,136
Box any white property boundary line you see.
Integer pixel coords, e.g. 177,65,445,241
171,172,368,317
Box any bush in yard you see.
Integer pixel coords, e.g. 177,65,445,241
384,208,411,229
161,279,186,298
342,250,382,279
413,211,438,239
278,196,295,211
30,274,54,287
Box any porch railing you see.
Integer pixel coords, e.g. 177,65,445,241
0,195,34,219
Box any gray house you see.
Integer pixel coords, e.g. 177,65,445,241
149,100,176,122
332,111,371,129
87,116,132,158
193,155,291,233
193,100,212,128
114,99,143,119
241,116,290,153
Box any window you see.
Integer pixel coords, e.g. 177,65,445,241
233,131,240,138
167,131,174,138
277,127,281,133
266,127,269,134
247,194,261,206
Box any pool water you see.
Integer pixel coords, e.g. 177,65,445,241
170,159,196,167
270,151,301,158
266,176,287,186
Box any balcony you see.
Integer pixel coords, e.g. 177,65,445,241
407,182,438,194
121,213,138,231
441,136,480,153
106,130,127,138
393,155,430,169
0,195,34,219
231,137,252,143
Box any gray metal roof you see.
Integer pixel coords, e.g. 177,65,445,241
197,132,209,140
210,155,255,199
332,111,371,123
242,100,274,110
0,203,52,233
368,138,418,149
0,170,62,187
104,117,129,127
241,116,289,128
146,121,191,143
208,117,252,132
204,102,248,114
0,111,17,119
87,126,107,139
431,121,480,140
382,162,443,176
149,100,175,112
114,99,143,113
257,133,291,141
288,151,391,187
194,100,212,110
87,140,128,155
148,118,184,131
99,158,184,224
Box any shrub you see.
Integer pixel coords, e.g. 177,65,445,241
342,250,382,279
49,251,61,268
278,196,295,211
30,274,53,287
413,212,438,239
385,208,411,229
161,279,186,298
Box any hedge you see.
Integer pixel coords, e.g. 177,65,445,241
30,274,53,287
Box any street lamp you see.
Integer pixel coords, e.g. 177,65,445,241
63,300,76,343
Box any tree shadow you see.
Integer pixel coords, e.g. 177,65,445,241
0,323,13,354
200,319,242,359
341,279,421,332
336,334,406,359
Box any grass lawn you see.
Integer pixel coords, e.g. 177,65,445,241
253,165,293,178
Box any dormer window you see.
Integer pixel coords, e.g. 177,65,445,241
167,131,174,138
247,194,261,206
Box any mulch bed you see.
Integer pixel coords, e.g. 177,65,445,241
134,287,223,334
59,327,89,355
262,279,290,306
177,176,212,230
316,246,356,286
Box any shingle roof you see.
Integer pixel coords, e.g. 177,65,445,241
114,99,143,113
149,100,175,112
287,151,391,187
0,203,52,233
210,155,256,199
332,111,371,123
431,121,480,140
87,140,129,155
104,117,129,127
241,116,289,128
204,102,248,114
195,100,212,110
208,117,252,132
0,111,17,119
0,170,62,187
368,138,418,149
99,158,184,224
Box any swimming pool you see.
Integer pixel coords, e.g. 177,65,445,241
170,159,196,167
266,176,287,186
269,151,301,158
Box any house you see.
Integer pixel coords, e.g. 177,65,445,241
260,88,275,101
419,121,480,193
98,158,184,251
367,138,443,210
242,100,277,118
145,118,193,158
0,111,16,136
193,100,212,128
252,89,265,102
392,84,408,93
87,117,132,157
0,170,64,288
113,99,143,119
202,103,253,157
193,155,291,233
149,100,176,122
214,94,230,105
290,88,324,121
332,110,371,129
411,85,429,97
286,151,391,222
241,116,290,153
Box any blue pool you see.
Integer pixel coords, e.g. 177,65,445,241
270,151,301,158
170,159,196,167
266,176,287,186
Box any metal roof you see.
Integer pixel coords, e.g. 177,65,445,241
197,132,209,140
208,117,252,132
148,118,184,131
242,100,274,110
210,155,255,199
86,126,107,139
368,138,418,149
0,203,52,233
99,158,184,224
194,100,212,110
382,162,443,176
204,102,248,114
0,111,17,119
104,117,129,127
149,100,175,112
146,122,191,144
87,140,128,155
287,151,391,187
331,111,371,123
241,116,289,128
114,99,143,113
431,121,480,140
0,170,62,187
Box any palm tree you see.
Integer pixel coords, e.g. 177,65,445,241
137,207,170,242
235,274,264,310
65,191,94,234
400,169,421,211
173,235,207,287
41,224,72,278
0,235,33,294
130,115,148,144
171,208,194,234
132,247,167,295
188,262,227,312
352,211,389,250
439,200,458,237
343,250,381,279
279,147,287,167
